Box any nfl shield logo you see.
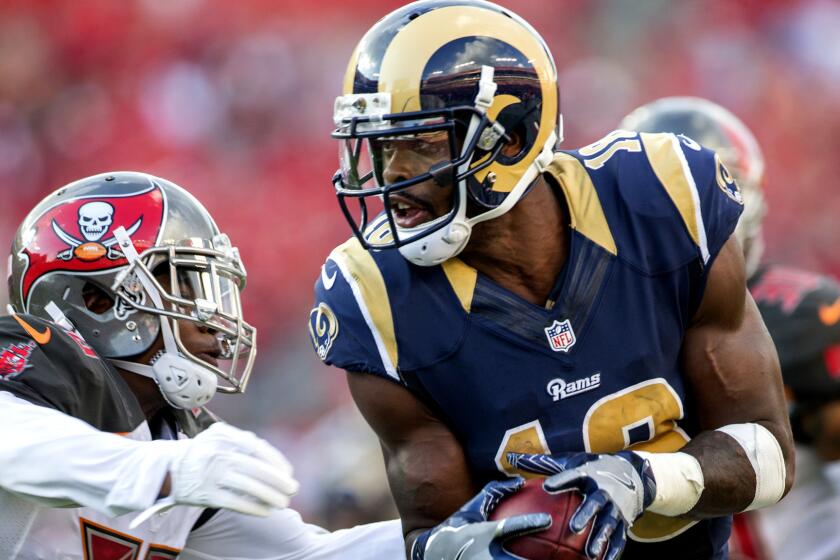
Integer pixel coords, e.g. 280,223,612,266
544,319,576,353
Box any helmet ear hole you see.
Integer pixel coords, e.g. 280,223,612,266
81,282,115,315
499,129,525,159
494,101,540,165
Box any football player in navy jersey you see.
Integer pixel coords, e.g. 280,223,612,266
622,97,840,560
0,172,407,559
311,2,795,559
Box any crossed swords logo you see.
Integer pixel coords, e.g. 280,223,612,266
51,215,142,261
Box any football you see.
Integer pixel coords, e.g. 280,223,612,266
489,478,595,560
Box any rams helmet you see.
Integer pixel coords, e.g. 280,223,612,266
332,0,560,266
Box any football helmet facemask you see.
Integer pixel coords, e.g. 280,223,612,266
332,0,560,266
8,171,256,409
619,96,767,278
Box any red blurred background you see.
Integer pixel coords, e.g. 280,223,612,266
1,0,838,527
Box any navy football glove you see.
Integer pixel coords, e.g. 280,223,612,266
412,477,552,560
508,451,656,560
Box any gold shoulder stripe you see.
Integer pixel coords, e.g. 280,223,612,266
640,133,709,261
544,153,617,256
330,238,399,378
441,258,478,313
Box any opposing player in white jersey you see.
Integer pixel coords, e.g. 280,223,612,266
0,171,405,559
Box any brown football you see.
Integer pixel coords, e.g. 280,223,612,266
489,478,596,560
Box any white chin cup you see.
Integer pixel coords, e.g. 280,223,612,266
112,355,218,410
397,218,472,267
152,353,218,409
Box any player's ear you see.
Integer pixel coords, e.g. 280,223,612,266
82,282,115,315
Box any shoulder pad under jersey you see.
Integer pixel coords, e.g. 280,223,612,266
549,130,744,275
0,313,144,432
309,235,472,382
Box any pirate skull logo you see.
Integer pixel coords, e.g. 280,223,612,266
51,200,143,262
78,201,114,241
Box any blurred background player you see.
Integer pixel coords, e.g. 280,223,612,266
0,171,405,559
750,244,840,560
315,1,794,559
620,95,840,560
618,97,766,279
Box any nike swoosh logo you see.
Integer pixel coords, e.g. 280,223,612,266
596,469,636,491
819,297,840,326
13,315,51,345
321,265,337,290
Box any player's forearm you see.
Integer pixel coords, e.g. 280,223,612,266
181,507,405,560
0,390,177,516
682,430,755,516
637,421,791,519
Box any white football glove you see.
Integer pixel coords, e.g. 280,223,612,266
131,422,299,528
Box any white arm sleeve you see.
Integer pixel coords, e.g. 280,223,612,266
181,507,405,560
0,390,178,517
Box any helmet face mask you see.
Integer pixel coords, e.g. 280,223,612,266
333,99,506,250
111,234,256,395
332,0,560,266
8,171,257,407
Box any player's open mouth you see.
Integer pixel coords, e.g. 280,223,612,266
390,194,435,229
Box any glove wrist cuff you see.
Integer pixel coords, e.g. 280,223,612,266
410,530,431,560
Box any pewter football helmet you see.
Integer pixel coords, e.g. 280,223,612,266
8,172,256,407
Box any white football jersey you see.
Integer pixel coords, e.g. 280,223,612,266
0,416,203,559
0,312,405,560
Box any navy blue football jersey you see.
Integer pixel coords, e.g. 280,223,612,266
311,131,744,558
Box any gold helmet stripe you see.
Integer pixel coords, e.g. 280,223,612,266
342,43,362,95
377,5,558,193
378,6,555,110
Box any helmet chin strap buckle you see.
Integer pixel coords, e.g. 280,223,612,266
477,122,506,151
442,221,471,246
44,301,76,331
111,355,218,410
475,65,498,111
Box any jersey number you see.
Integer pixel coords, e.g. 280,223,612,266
495,379,696,542
578,130,642,170
81,518,180,560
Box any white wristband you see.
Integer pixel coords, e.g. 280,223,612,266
634,451,705,516
716,423,786,511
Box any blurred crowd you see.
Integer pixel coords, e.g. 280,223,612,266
1,0,838,528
